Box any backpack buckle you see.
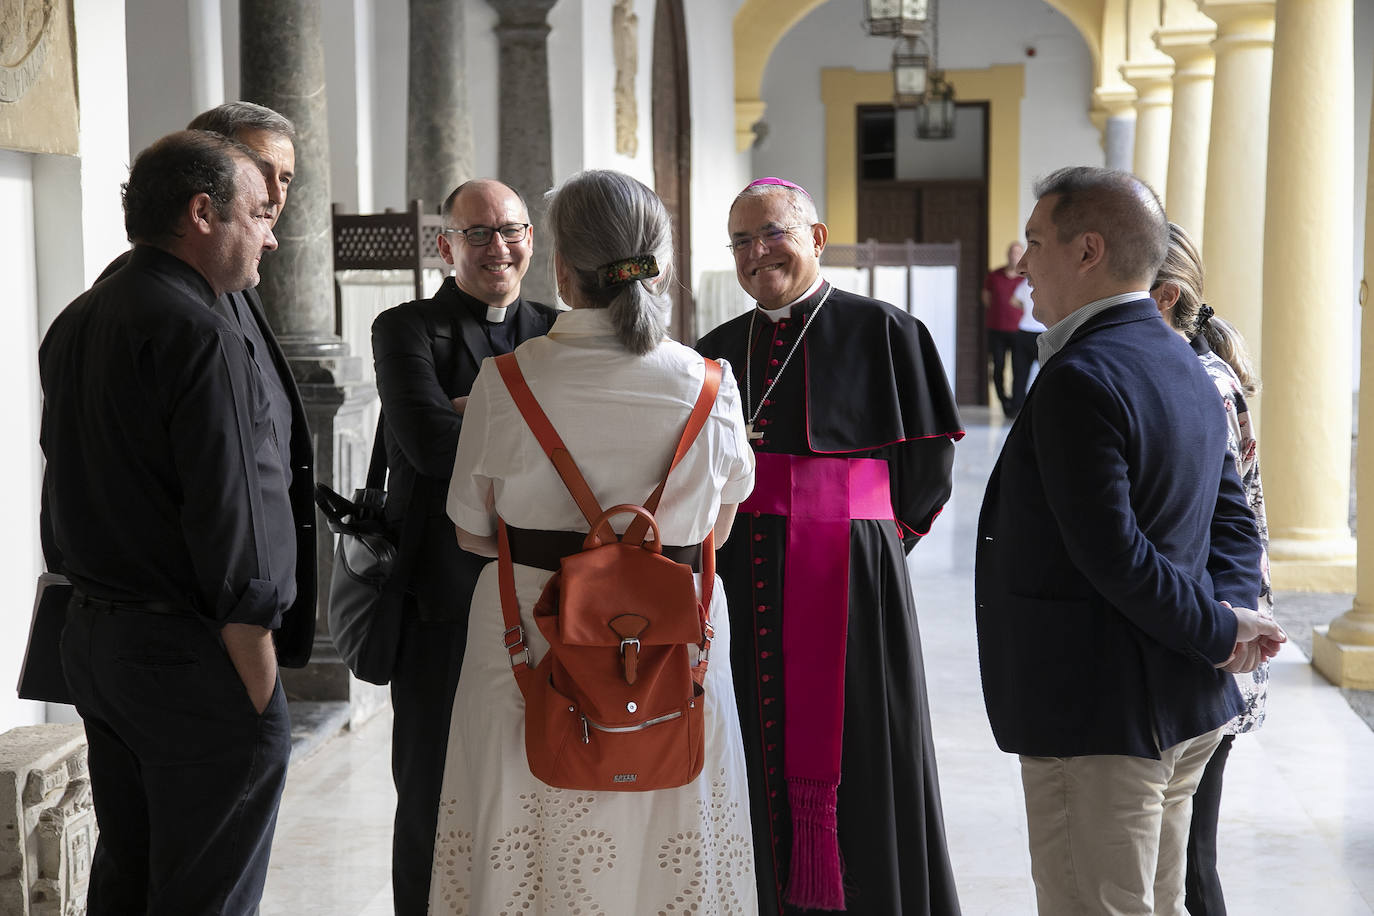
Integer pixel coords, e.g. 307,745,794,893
503,624,531,669
620,637,641,685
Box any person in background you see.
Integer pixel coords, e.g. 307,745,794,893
1151,221,1275,916
371,179,557,914
983,241,1026,416
1010,275,1046,408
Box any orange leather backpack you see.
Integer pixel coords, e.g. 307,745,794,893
494,353,722,791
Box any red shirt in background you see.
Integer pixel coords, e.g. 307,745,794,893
984,268,1023,333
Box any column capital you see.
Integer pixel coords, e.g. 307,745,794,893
735,97,767,154
487,0,558,29
1090,85,1137,131
1154,26,1218,78
1120,60,1176,104
1198,0,1275,42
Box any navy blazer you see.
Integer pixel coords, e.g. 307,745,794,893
975,299,1260,759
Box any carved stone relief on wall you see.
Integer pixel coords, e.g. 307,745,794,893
612,0,638,157
0,0,78,155
0,724,95,915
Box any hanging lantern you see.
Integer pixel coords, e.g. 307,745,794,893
892,35,930,107
916,72,956,139
864,0,929,38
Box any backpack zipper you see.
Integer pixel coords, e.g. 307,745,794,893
579,710,683,744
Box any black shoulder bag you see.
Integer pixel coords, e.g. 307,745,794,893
313,414,426,685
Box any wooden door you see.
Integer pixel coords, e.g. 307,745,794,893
855,180,988,404
652,0,693,342
919,183,987,404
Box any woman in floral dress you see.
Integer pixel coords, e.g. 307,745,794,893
1151,221,1273,916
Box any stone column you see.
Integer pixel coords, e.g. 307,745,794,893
407,0,475,208
1259,0,1355,594
1155,26,1215,237
1093,87,1137,171
242,0,383,720
1314,65,1374,682
488,0,558,305
1120,61,1175,200
1198,0,1275,385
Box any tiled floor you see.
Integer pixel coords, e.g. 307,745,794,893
262,413,1374,914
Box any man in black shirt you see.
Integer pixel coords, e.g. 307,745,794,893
371,179,556,914
40,130,290,916
94,101,316,668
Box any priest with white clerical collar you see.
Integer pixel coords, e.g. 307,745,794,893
696,176,965,916
371,179,558,914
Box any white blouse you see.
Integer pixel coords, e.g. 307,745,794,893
447,307,755,546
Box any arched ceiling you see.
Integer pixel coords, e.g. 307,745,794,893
733,0,1106,149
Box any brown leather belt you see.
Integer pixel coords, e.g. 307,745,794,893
504,525,703,572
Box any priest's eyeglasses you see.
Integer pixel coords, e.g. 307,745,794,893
442,223,531,246
727,225,808,254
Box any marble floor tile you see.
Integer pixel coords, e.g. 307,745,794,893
263,416,1374,915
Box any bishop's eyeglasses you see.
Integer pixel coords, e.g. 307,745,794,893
727,225,808,254
441,223,531,247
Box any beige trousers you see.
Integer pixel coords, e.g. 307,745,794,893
1019,727,1225,916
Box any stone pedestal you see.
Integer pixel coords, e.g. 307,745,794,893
0,724,94,916
489,0,558,305
407,0,475,207
1260,0,1355,593
1312,0,1374,684
280,363,390,725
1155,26,1216,238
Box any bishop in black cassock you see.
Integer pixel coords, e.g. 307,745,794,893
696,178,964,915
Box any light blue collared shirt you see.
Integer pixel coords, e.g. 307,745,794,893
1037,291,1152,364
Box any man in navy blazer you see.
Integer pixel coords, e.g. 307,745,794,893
975,166,1285,915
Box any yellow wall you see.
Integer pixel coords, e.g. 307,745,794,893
820,65,1025,269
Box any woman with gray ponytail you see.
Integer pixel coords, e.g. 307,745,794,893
430,170,759,913
545,168,674,351
1151,221,1274,916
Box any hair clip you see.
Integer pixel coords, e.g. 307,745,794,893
1195,303,1214,333
598,254,659,288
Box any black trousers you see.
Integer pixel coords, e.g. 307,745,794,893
1010,330,1040,414
61,601,290,916
1185,732,1235,915
389,610,468,916
987,330,1017,411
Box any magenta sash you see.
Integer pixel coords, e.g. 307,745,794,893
740,453,895,910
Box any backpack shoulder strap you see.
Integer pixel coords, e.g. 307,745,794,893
493,353,603,528
623,358,723,546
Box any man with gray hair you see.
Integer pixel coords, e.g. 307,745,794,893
697,176,963,915
41,129,290,915
976,166,1285,914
